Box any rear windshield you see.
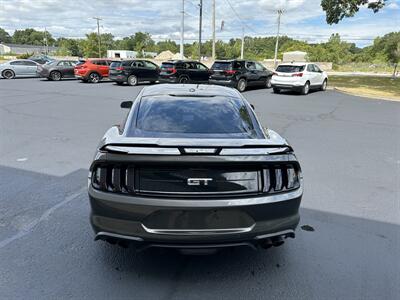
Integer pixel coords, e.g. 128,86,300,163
211,61,232,70
276,65,305,73
110,61,121,68
161,62,174,69
128,96,259,138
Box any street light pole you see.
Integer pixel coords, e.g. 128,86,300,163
273,10,283,68
212,0,216,60
198,0,203,61
240,26,244,59
180,0,184,59
93,17,102,58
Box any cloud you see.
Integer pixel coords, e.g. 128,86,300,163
0,0,398,46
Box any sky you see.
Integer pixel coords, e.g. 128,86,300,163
0,0,399,47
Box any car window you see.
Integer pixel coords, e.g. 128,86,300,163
10,61,22,65
161,62,174,69
144,61,158,69
183,62,194,69
255,62,265,71
133,61,145,68
23,61,37,66
233,61,243,69
306,64,314,72
313,64,322,72
132,96,257,138
57,61,67,66
276,65,306,73
195,63,208,70
246,61,256,70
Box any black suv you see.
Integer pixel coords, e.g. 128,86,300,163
88,84,303,253
109,60,160,86
209,60,273,92
159,60,210,84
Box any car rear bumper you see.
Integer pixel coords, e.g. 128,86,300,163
109,74,127,82
158,76,179,83
209,79,236,87
88,185,302,249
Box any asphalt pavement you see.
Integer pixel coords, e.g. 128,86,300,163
0,78,399,300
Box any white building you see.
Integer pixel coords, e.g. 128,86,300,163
0,43,58,55
107,50,138,59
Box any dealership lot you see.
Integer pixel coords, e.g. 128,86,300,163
0,79,399,299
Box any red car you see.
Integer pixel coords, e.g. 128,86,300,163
74,59,111,83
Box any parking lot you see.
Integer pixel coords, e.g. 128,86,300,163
0,78,399,299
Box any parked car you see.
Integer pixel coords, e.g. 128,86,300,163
209,60,273,92
29,55,54,65
271,63,328,95
88,84,303,253
159,60,210,84
37,59,78,81
0,59,40,79
109,60,160,86
74,59,112,83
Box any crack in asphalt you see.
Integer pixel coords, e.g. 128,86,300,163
0,187,86,249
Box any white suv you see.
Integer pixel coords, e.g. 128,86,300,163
271,63,328,95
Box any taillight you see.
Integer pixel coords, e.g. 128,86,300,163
292,73,303,77
116,66,124,71
224,70,237,75
167,67,177,74
92,165,135,194
263,164,300,193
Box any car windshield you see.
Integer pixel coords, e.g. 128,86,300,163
127,96,259,138
276,65,305,73
211,62,232,70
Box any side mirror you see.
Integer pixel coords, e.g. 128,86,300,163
120,101,132,109
250,104,255,110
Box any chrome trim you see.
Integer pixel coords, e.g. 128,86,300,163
254,229,295,240
219,147,289,155
141,224,255,235
95,231,144,242
104,145,180,155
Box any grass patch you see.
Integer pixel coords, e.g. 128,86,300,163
329,75,400,101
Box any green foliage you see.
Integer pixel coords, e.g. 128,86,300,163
321,0,387,24
12,28,55,46
17,52,34,59
0,28,12,43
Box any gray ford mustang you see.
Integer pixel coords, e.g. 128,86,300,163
88,84,303,253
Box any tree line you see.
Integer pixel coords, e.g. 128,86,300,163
0,27,399,68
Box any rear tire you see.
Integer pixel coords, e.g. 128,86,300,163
127,75,138,86
301,81,310,95
2,69,15,79
88,72,100,83
179,76,189,84
264,76,272,89
320,79,327,91
50,71,61,81
273,88,280,94
237,78,247,92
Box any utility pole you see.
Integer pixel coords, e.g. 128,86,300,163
240,26,244,59
212,0,216,60
44,27,48,55
180,0,184,59
93,17,102,58
273,10,283,68
198,0,203,61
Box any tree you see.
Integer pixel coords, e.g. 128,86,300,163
0,27,12,43
81,33,114,57
56,38,82,56
321,0,387,24
12,28,55,45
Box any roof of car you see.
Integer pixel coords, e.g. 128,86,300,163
164,60,199,63
141,84,242,98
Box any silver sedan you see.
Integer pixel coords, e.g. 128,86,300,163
0,59,40,79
